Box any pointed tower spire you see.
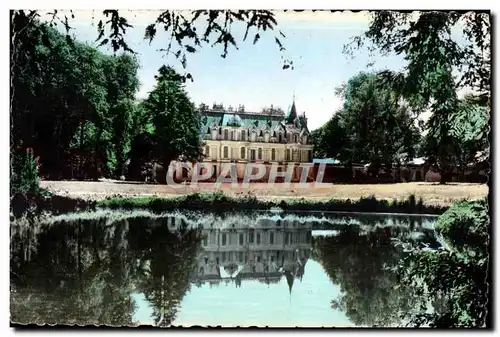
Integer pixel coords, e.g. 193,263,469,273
286,93,297,124
285,270,294,295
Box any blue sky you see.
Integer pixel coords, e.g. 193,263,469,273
43,10,466,131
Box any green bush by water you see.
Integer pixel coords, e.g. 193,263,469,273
97,192,447,215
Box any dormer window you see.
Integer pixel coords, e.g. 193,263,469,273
264,131,270,143
211,128,218,140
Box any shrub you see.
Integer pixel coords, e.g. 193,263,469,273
11,147,40,195
397,199,490,327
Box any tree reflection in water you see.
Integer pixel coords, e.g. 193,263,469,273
313,217,438,327
10,214,203,327
11,211,437,327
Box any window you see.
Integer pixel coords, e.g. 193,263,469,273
239,251,244,262
205,145,210,157
257,233,261,245
249,232,254,244
270,232,274,245
258,148,262,160
203,236,208,246
222,233,227,246
294,134,298,143
222,252,226,262
251,131,257,142
286,149,291,161
239,233,244,245
308,150,313,162
241,147,246,159
250,149,256,161
223,146,229,159
241,130,246,141
278,133,282,143
224,129,229,140
231,130,235,140
271,148,276,161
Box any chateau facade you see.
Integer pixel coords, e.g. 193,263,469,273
189,98,314,182
192,216,312,291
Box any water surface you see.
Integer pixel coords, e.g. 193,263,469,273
10,210,438,327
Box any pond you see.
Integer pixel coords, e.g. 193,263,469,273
10,210,440,327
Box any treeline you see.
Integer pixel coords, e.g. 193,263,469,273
11,11,202,191
312,11,490,185
12,12,140,181
311,72,489,184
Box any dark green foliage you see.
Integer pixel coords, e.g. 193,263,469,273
11,213,203,326
434,199,489,261
347,11,490,99
348,11,491,183
97,193,446,215
396,199,490,327
11,148,39,195
11,11,141,181
127,65,203,182
310,115,347,159
313,72,421,172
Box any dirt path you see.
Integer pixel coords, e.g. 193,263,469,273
40,180,488,207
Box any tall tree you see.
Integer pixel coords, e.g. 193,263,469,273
11,11,141,181
347,11,491,183
310,115,347,159
138,65,203,180
317,72,420,178
102,54,140,177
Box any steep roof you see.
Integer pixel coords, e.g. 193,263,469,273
198,98,309,136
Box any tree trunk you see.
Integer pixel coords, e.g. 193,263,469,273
162,157,173,184
439,165,448,184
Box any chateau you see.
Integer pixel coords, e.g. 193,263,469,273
191,216,312,292
192,97,314,182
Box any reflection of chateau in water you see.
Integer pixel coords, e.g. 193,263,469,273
192,218,313,291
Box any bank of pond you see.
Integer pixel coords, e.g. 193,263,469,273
11,192,449,219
